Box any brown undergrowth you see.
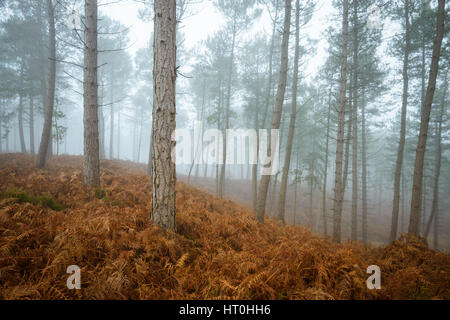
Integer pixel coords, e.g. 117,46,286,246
0,154,449,300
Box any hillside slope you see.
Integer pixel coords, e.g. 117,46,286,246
0,154,449,300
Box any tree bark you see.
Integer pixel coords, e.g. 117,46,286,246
260,0,280,130
390,0,410,242
255,0,292,223
342,67,353,195
109,86,114,159
18,61,26,153
117,109,121,158
99,81,105,159
424,73,447,240
332,0,349,243
0,102,2,153
151,0,177,232
409,0,445,236
361,95,368,245
29,95,35,154
82,0,100,186
218,20,236,199
351,0,359,241
322,87,332,237
36,0,56,168
277,0,300,224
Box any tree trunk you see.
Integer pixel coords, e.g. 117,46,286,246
147,129,153,175
137,107,144,162
18,62,26,153
293,153,299,225
390,0,411,242
278,0,300,224
255,0,291,223
188,85,206,185
332,0,349,243
99,82,105,159
252,110,259,211
342,67,353,195
109,91,114,159
37,0,48,124
29,95,35,154
409,0,445,236
260,0,280,130
0,102,2,153
218,21,237,199
322,87,332,237
268,172,279,218
82,0,100,186
361,96,368,245
351,0,359,241
117,110,121,158
424,73,447,240
151,0,177,232
400,167,405,233
36,0,56,168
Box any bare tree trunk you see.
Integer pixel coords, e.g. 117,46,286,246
278,0,300,224
390,0,411,242
18,63,26,153
151,0,177,232
293,153,299,225
401,168,405,233
218,21,237,199
409,0,445,236
82,0,100,186
137,107,144,162
37,0,48,123
117,110,121,158
147,129,153,175
256,0,291,223
260,0,280,130
342,68,353,195
322,88,332,237
29,95,35,154
188,85,205,184
361,96,368,244
268,172,279,218
0,102,2,153
54,109,59,156
252,110,259,211
332,0,349,243
424,73,447,240
351,0,359,241
99,81,105,159
309,174,313,230
109,92,114,159
36,0,56,168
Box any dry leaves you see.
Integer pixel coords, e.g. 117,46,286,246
0,154,449,300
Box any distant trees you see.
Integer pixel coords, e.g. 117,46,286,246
256,0,292,223
151,0,177,232
214,0,260,199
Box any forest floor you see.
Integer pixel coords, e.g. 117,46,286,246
0,154,449,300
